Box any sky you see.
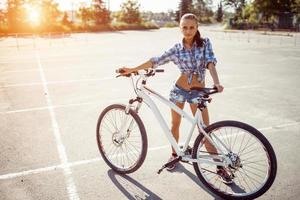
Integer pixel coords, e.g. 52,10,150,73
54,0,182,12
0,0,221,12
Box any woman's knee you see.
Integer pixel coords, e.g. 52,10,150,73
201,108,209,126
171,116,181,128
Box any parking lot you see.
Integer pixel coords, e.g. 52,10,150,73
1,27,300,199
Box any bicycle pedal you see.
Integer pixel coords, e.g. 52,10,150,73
157,156,181,174
157,164,169,174
157,168,164,174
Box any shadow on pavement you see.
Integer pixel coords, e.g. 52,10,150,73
107,169,162,200
175,163,225,200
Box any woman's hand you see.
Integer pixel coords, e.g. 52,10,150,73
117,61,153,76
117,67,135,75
214,83,224,93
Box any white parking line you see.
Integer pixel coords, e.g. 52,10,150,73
35,51,80,200
1,77,114,88
0,85,259,114
0,145,170,181
258,121,300,131
0,121,299,181
0,99,129,114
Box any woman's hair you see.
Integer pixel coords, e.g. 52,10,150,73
180,13,204,48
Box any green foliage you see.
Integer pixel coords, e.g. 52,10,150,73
253,0,297,16
62,12,72,26
216,2,224,22
292,0,300,13
117,0,142,24
179,0,193,16
242,3,259,25
77,6,93,27
7,0,26,31
163,21,178,28
111,20,158,30
175,0,214,23
222,0,246,18
223,0,300,30
176,0,193,22
3,0,64,32
92,0,111,25
40,0,62,27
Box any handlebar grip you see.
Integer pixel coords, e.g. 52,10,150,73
155,69,164,73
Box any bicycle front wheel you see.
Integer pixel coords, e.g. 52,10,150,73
96,104,147,174
192,120,277,200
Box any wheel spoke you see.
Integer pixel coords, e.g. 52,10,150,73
194,122,276,199
97,105,146,173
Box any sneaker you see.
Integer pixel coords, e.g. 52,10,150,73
166,153,177,171
180,145,193,163
216,166,233,184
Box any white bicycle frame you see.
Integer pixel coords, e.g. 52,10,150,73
123,70,232,167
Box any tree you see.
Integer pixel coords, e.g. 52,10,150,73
216,2,224,22
242,3,259,27
222,0,246,18
40,0,62,29
253,0,297,16
7,0,26,31
118,0,142,24
92,0,110,25
291,0,300,13
61,12,72,26
253,0,298,28
0,8,7,26
175,0,214,23
78,6,93,27
176,0,193,22
193,0,214,22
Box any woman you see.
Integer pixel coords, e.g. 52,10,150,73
119,13,230,182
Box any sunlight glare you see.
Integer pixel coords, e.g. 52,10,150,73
25,4,40,25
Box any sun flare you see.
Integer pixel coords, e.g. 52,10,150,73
25,4,41,25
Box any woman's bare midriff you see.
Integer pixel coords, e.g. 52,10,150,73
175,74,205,91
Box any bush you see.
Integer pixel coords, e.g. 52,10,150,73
0,25,9,34
163,21,178,28
111,21,159,30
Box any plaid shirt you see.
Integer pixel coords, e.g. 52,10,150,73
150,38,217,83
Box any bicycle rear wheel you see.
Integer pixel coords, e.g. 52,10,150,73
192,120,277,200
96,104,147,174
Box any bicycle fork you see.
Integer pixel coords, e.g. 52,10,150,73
118,97,143,139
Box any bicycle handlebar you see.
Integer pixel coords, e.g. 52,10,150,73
190,87,219,96
116,68,219,96
116,68,164,78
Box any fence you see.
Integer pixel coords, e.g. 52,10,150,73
0,29,300,50
208,29,300,47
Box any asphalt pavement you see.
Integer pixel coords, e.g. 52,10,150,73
0,27,300,200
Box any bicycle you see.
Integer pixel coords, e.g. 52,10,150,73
96,69,277,199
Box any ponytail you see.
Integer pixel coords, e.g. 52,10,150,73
194,30,204,48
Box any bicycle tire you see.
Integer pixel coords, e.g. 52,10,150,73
96,104,148,174
192,120,277,200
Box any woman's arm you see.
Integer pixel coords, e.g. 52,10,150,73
118,45,177,75
118,60,153,75
207,62,224,92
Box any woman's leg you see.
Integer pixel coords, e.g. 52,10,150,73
189,104,217,153
171,101,185,155
190,105,232,183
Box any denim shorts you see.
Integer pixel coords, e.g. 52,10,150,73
169,84,205,104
